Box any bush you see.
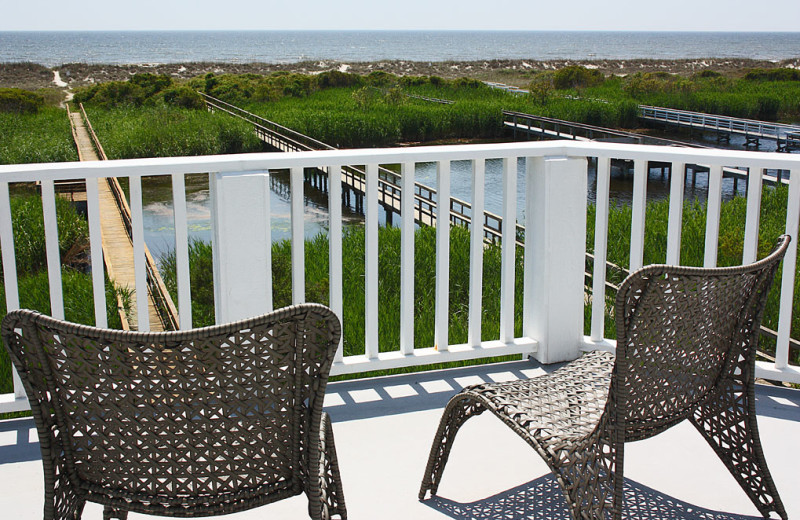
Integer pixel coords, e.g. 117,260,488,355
528,73,555,105
316,70,362,89
129,73,173,96
553,66,604,90
73,81,147,107
693,70,723,79
0,87,44,114
744,68,800,82
623,72,696,97
365,71,397,87
163,86,205,109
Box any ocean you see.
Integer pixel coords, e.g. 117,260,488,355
1,30,799,66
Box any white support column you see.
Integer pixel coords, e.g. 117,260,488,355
776,169,800,369
704,165,723,268
41,180,64,320
434,161,451,352
666,162,685,265
525,156,587,364
211,171,273,324
365,163,379,359
0,182,25,399
328,165,344,362
499,158,517,344
130,175,149,331
400,161,415,355
171,173,193,329
629,160,648,272
291,167,305,305
468,159,485,347
590,157,611,341
85,178,107,328
742,167,763,264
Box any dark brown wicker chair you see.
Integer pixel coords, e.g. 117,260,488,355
419,235,790,520
2,303,346,520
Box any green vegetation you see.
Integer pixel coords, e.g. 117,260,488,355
83,105,264,159
552,65,604,90
0,87,44,114
744,68,800,82
74,73,205,110
582,71,800,122
162,225,525,356
0,106,77,164
587,184,798,357
161,183,799,365
0,190,130,395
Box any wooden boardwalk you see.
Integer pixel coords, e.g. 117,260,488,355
68,106,172,331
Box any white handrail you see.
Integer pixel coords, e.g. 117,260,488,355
2,140,799,414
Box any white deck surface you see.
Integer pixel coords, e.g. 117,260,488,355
1,358,798,519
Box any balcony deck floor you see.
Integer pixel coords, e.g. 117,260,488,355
1,357,798,520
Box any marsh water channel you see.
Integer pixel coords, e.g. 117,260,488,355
140,157,753,262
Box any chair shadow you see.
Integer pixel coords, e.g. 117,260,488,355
423,474,762,520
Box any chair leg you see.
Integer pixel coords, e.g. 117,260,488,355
418,393,487,500
691,382,787,520
548,433,622,520
102,506,128,520
309,412,347,520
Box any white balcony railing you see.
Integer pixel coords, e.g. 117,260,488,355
1,141,799,413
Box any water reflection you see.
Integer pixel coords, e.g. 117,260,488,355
140,170,363,259
141,157,752,261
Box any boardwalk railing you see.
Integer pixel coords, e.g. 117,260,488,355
639,105,800,148
202,93,512,242
77,104,180,332
1,141,799,412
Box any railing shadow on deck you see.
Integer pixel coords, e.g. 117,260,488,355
424,474,763,520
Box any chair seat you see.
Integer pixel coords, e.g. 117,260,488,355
464,350,614,442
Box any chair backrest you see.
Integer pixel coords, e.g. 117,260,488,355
1,303,340,504
612,235,790,441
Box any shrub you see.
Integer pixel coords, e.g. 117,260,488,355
365,70,397,87
163,86,205,109
623,72,696,98
316,70,362,89
693,70,723,79
0,87,44,114
744,68,800,82
73,81,147,107
553,66,604,90
528,73,555,105
129,73,173,97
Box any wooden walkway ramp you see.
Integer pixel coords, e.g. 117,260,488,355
68,105,176,331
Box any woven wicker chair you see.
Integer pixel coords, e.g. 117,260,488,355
419,235,790,520
2,303,346,520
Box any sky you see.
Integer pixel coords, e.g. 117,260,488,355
2,0,800,32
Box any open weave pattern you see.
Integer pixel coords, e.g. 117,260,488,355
420,236,790,520
419,350,620,519
2,303,346,520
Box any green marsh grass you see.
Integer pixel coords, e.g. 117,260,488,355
0,106,77,164
162,184,800,367
0,191,131,395
586,184,799,361
162,225,526,358
83,105,265,159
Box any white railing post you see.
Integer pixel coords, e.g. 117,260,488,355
211,171,273,323
0,181,26,401
525,156,587,364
